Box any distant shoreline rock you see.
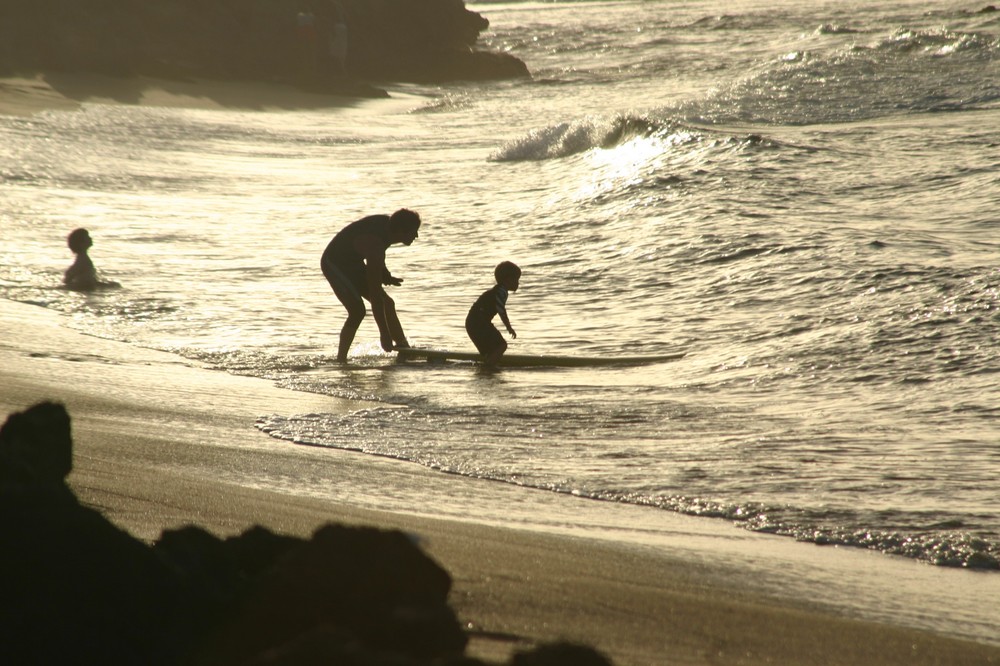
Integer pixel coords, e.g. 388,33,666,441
0,0,530,98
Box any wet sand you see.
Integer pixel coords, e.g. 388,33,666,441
3,296,1000,665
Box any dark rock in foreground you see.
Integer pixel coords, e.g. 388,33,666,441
0,401,189,665
0,0,530,96
0,401,611,665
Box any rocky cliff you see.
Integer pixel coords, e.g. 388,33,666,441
0,0,530,89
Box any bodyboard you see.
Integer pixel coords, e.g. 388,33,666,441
395,347,685,368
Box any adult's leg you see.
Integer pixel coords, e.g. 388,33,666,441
380,291,409,349
338,298,366,362
323,260,367,362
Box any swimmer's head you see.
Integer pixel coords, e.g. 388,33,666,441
67,228,92,254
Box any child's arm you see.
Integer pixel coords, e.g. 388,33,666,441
497,299,516,339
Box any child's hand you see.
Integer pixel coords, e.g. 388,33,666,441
509,328,517,339
383,275,403,286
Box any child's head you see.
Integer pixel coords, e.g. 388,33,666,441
67,228,92,254
495,261,521,291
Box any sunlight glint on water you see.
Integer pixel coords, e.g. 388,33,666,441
1,0,999,582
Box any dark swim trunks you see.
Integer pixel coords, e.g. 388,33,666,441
321,214,391,305
465,284,508,355
466,310,504,355
322,257,367,306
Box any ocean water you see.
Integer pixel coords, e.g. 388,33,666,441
2,0,1000,588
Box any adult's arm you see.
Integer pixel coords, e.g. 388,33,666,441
355,234,393,350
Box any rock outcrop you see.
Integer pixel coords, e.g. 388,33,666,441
0,0,530,93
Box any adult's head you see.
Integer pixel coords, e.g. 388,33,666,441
388,209,421,246
67,228,92,254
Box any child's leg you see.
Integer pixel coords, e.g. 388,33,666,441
467,316,505,364
483,339,508,366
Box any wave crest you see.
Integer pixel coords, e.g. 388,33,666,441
489,113,690,162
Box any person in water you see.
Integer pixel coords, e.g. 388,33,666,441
465,261,520,366
321,209,421,362
63,228,99,291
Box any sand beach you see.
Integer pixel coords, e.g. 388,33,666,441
3,294,999,665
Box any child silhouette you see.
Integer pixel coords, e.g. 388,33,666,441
64,228,98,291
465,261,521,366
64,228,117,291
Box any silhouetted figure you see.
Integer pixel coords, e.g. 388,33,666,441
0,400,72,486
327,1,349,76
190,523,467,665
63,227,99,291
0,402,188,665
321,209,421,362
466,261,520,366
63,227,120,291
296,9,320,78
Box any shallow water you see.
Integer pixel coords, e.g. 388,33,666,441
2,0,1000,575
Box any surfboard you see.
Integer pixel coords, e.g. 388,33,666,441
394,347,685,368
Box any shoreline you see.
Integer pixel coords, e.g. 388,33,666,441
3,297,1000,665
0,73,387,117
